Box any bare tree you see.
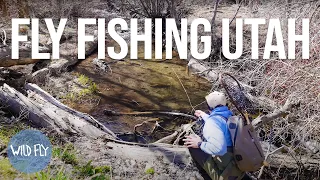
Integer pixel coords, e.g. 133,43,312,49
209,0,221,59
0,0,8,17
17,0,30,18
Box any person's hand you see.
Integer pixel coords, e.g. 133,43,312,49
194,110,206,118
183,135,202,148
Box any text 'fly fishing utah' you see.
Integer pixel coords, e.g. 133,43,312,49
11,18,309,60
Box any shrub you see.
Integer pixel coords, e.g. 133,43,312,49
145,167,155,175
76,160,111,179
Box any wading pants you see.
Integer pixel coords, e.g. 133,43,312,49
189,147,244,180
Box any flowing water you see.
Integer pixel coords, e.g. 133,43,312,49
71,41,212,143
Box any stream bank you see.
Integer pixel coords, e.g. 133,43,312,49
43,40,212,143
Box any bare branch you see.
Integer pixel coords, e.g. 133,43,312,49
252,98,298,128
0,29,7,46
229,0,243,25
154,131,179,144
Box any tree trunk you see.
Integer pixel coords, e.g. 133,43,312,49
210,0,220,58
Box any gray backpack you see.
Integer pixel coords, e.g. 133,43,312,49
227,115,265,172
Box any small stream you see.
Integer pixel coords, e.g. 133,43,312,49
71,41,211,143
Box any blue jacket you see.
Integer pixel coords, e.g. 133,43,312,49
199,106,233,156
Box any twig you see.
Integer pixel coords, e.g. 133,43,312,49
85,173,102,180
229,0,243,25
173,122,197,145
133,118,159,134
154,131,179,144
258,129,275,179
172,68,195,112
267,146,285,157
0,29,7,46
309,1,320,22
211,0,220,27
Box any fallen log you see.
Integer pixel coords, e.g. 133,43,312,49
103,110,198,120
31,33,98,82
0,45,50,67
267,153,320,169
187,58,218,82
0,83,113,138
25,83,117,138
73,135,192,165
0,29,76,67
0,83,64,134
104,141,190,165
102,134,320,169
252,98,298,128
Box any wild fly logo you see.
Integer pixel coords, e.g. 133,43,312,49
7,129,52,174
10,144,49,157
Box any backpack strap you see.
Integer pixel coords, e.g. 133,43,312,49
227,116,239,147
214,115,239,147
